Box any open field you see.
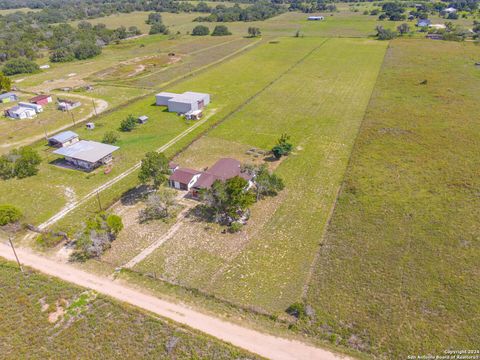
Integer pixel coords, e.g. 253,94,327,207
0,259,259,359
132,37,387,313
0,7,40,15
303,39,480,357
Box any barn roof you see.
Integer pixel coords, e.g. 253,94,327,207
48,131,79,144
169,168,200,184
30,94,51,102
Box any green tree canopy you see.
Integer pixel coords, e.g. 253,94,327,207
211,25,231,36
119,114,137,132
2,58,39,76
192,25,210,36
138,152,170,188
0,204,22,226
0,72,11,93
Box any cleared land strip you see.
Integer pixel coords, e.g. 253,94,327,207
0,242,349,360
38,39,329,231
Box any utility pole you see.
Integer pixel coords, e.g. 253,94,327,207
92,99,98,117
42,122,48,140
8,236,23,273
70,111,76,126
96,191,102,211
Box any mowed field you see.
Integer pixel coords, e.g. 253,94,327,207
132,37,387,312
303,39,480,357
0,260,258,359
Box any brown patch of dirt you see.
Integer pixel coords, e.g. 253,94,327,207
48,299,68,323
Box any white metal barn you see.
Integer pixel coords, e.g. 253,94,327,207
155,92,179,106
167,92,210,114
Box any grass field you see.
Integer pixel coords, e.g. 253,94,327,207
0,260,259,359
133,37,387,313
302,39,480,357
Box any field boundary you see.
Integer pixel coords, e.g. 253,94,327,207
301,40,391,300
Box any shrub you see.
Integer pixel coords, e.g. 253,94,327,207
2,58,39,76
106,214,123,235
102,131,119,144
0,204,22,226
211,25,231,36
35,233,64,248
229,222,243,233
0,147,42,180
50,48,75,63
73,42,101,60
286,302,307,319
192,25,210,36
119,114,137,132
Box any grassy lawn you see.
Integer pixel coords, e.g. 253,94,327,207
0,37,325,228
0,260,259,359
303,39,480,357
134,37,387,313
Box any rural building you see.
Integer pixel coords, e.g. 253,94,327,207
168,168,202,190
0,92,18,103
155,92,179,106
53,140,119,171
169,162,179,173
138,115,148,124
308,16,324,20
185,109,203,120
5,106,36,119
155,91,210,114
86,122,95,130
169,158,253,198
18,102,43,113
444,7,457,13
58,99,81,111
48,131,79,148
30,94,53,106
426,33,443,40
416,19,431,27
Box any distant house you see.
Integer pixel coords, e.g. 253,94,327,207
58,99,81,111
53,140,119,171
308,16,324,21
168,168,202,190
48,131,79,148
138,115,148,124
416,19,431,27
426,33,443,40
30,94,53,106
444,7,457,13
18,102,43,113
155,91,210,114
0,92,18,104
5,106,36,119
169,158,253,198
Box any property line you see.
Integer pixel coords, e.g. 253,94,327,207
301,42,390,300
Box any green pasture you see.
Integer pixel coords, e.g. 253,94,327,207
304,39,480,357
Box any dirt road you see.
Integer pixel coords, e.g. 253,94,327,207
0,242,349,360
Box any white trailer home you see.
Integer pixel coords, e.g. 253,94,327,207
18,102,43,113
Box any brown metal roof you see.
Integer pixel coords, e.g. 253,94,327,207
169,168,200,184
30,94,51,102
207,158,241,180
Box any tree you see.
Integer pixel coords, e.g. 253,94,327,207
106,214,123,236
211,25,231,36
73,42,101,60
192,25,210,36
271,133,293,159
0,72,11,93
200,176,255,225
397,23,410,35
50,48,75,63
102,131,119,144
0,204,22,226
375,26,397,40
247,27,261,37
12,147,42,179
149,22,169,35
2,58,39,76
253,164,284,200
0,147,41,180
119,114,137,132
138,152,170,188
140,188,178,221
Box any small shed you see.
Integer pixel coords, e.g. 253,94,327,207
30,94,53,106
308,16,324,21
417,19,431,27
86,122,95,130
0,92,18,104
138,115,148,124
155,92,179,106
19,102,43,113
48,131,79,148
185,109,203,120
58,99,81,111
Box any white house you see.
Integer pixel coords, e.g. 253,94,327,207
58,99,81,111
444,7,457,13
53,140,119,171
5,106,36,119
48,131,79,148
18,102,43,113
